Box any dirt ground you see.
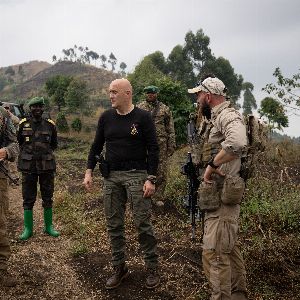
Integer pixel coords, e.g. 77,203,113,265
1,153,299,299
1,183,208,300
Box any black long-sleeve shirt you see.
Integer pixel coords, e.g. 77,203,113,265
87,107,159,176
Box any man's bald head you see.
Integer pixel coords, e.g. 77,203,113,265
109,78,133,114
110,78,132,94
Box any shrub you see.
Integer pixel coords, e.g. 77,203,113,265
71,118,82,133
56,112,69,133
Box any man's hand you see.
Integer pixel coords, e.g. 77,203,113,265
143,180,155,198
0,148,7,161
83,169,93,191
203,165,225,184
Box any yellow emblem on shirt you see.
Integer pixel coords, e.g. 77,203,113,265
131,124,138,135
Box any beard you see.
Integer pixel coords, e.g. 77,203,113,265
200,102,211,120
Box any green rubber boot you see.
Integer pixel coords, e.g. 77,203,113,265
44,208,60,237
19,209,33,240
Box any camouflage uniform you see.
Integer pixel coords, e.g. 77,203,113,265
18,116,57,209
137,100,176,203
195,101,248,299
0,109,19,271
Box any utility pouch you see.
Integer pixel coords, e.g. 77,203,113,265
198,181,220,211
96,155,110,178
221,175,245,205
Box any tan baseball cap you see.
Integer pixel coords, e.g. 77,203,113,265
188,77,227,96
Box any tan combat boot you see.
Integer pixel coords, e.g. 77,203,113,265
0,269,18,287
105,263,129,289
145,267,160,289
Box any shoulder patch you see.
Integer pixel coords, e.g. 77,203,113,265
47,119,56,126
19,118,28,125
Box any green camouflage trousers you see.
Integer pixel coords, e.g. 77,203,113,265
0,178,10,270
103,170,158,268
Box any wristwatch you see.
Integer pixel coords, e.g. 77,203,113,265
207,157,219,169
147,175,156,184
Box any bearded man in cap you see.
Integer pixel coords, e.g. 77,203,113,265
18,97,59,240
137,86,176,206
188,75,248,300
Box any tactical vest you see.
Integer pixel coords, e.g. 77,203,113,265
18,118,56,172
192,117,222,168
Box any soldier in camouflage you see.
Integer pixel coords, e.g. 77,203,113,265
188,76,248,300
137,86,176,206
18,97,59,241
0,106,19,287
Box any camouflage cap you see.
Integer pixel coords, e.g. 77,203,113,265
144,85,159,94
188,77,227,97
28,96,45,107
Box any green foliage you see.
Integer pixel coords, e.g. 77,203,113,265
45,75,73,111
56,112,69,133
65,78,89,113
241,176,300,234
167,45,195,86
259,97,288,130
0,76,8,92
127,57,165,103
263,67,300,107
203,57,244,107
183,29,213,73
71,118,82,133
154,77,194,145
5,66,15,76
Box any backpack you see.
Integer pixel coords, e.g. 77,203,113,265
240,115,268,181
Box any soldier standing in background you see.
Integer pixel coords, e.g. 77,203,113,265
0,107,19,287
18,97,59,241
188,76,248,299
137,86,176,206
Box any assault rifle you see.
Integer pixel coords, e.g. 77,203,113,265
181,152,201,240
0,161,18,185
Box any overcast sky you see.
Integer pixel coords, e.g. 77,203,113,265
1,0,299,136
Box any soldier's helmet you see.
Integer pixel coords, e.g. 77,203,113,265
28,97,45,107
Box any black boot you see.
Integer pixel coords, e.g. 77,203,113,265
145,267,160,289
105,263,129,289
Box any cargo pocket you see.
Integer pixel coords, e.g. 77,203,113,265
18,153,33,171
103,187,114,219
198,181,220,211
221,175,245,205
218,218,238,254
42,154,56,171
129,184,151,226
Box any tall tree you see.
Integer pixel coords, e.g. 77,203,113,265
242,82,257,115
119,62,127,76
144,51,168,74
108,52,117,71
100,54,107,69
259,97,288,130
202,57,244,107
183,29,214,75
167,45,195,86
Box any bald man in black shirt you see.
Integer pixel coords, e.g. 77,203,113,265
84,78,160,290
